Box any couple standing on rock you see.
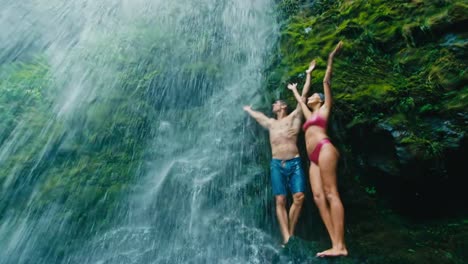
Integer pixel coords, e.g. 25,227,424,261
243,41,347,258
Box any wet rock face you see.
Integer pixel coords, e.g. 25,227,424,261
347,120,467,217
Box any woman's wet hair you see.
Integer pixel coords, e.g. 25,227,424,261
318,93,325,102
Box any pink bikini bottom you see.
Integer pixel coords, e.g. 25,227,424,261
309,138,331,165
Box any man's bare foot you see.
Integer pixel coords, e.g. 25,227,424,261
329,41,343,57
280,235,294,248
316,247,348,258
305,59,316,74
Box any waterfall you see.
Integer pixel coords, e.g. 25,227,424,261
0,0,282,263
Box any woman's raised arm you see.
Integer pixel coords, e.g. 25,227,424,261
323,41,343,110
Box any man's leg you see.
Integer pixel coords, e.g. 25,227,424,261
276,195,290,244
271,159,290,245
288,192,304,236
288,158,306,236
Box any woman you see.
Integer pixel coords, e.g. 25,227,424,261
287,41,348,257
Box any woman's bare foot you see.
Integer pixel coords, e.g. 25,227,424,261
316,247,348,258
305,59,316,74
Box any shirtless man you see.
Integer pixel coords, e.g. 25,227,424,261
243,60,316,246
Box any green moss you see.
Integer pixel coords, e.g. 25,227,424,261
0,38,156,249
400,134,444,159
387,113,409,128
428,2,468,33
270,1,467,261
443,86,468,111
277,0,301,20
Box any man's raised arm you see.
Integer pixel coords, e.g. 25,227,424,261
243,105,272,129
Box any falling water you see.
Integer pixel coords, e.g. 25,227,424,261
0,0,282,263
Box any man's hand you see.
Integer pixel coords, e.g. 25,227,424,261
287,83,298,91
243,105,252,112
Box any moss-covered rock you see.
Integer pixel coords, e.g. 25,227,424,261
269,0,467,262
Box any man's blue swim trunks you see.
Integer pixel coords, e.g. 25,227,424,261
270,157,306,195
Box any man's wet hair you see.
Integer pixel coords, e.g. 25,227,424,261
276,99,288,107
273,99,289,113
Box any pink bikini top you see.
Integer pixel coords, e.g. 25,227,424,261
303,114,327,131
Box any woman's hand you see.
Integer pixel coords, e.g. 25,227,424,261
306,59,316,74
287,83,298,91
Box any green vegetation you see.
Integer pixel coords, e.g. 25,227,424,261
0,25,161,249
0,55,150,232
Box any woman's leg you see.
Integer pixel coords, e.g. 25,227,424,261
317,144,347,257
309,163,335,245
